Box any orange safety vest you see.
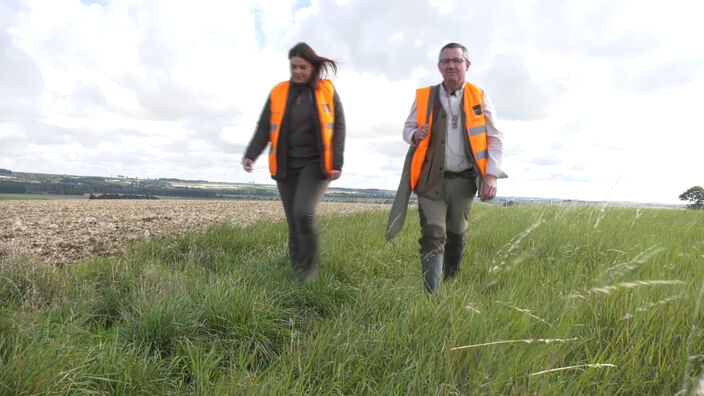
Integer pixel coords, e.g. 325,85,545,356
267,80,336,177
410,82,488,191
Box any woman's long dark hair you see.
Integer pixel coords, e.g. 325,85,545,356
288,42,337,88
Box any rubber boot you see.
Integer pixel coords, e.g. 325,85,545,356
443,231,465,281
422,254,443,294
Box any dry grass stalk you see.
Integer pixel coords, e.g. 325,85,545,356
529,363,616,376
592,207,607,229
600,245,665,279
451,338,578,351
567,280,685,299
496,300,553,327
505,219,544,255
621,295,682,320
463,304,481,314
630,208,642,227
489,218,544,273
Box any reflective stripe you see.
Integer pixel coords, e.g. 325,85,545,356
327,122,334,130
270,124,277,131
323,104,331,112
475,149,488,160
468,125,486,136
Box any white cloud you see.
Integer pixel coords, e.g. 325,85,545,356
1,0,703,204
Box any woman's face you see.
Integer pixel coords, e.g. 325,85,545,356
290,56,314,84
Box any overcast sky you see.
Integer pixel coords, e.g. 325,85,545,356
1,0,703,204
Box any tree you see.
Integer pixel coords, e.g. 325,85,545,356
679,186,704,209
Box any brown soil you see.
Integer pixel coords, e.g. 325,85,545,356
0,199,387,265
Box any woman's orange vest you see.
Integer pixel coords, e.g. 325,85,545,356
267,80,336,177
410,82,488,191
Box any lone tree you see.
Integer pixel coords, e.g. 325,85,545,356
679,186,704,209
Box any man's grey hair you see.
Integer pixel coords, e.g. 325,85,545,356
438,43,470,62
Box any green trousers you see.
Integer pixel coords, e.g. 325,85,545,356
417,174,477,258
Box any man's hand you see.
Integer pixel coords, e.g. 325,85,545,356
412,124,429,145
479,174,497,201
241,158,254,172
328,170,342,181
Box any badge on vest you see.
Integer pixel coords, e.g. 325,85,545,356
472,104,483,116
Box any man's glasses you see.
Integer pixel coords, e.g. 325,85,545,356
439,58,466,65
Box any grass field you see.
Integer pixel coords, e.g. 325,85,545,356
1,204,703,394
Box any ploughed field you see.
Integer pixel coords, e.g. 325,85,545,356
0,199,387,264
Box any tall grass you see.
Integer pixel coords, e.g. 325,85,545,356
1,205,703,394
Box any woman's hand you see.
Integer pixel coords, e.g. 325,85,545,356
242,158,254,172
328,170,341,181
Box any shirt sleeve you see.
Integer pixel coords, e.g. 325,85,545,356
482,91,507,178
403,100,419,144
243,95,273,161
332,90,346,170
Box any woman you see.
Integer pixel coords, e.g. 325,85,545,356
242,42,345,282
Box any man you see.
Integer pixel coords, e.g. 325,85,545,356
394,42,506,294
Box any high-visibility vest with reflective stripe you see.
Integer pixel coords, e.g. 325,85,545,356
410,82,488,190
268,80,336,177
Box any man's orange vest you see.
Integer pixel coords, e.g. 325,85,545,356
410,82,488,191
268,80,336,177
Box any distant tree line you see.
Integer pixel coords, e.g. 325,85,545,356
158,178,208,183
0,179,216,198
1,172,399,203
0,181,25,193
89,193,158,200
322,189,396,204
221,187,278,198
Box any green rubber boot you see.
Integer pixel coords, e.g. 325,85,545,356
422,254,443,294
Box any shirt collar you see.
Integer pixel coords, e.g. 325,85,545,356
441,83,464,97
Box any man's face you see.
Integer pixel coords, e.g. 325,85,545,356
438,47,469,86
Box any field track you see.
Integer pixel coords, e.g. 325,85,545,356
0,199,388,265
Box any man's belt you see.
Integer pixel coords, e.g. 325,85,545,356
443,169,475,179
